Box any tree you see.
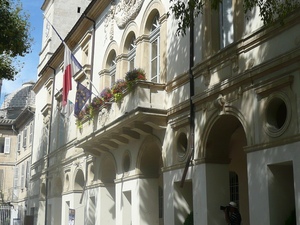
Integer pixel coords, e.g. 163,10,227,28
0,0,32,80
169,0,300,36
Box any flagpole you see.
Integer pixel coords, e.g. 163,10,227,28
45,15,101,97
44,15,64,42
83,71,100,96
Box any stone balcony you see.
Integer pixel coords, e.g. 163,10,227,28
75,81,167,155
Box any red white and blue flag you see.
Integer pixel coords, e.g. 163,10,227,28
62,44,82,106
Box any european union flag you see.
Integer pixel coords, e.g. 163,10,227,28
74,82,92,117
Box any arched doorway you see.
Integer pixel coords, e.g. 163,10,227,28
137,135,163,225
204,114,249,225
98,154,116,225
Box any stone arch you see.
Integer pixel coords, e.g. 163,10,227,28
74,169,85,191
40,182,46,199
140,0,166,35
99,153,117,183
139,0,167,83
101,41,119,69
64,172,70,191
120,22,139,53
201,108,250,225
200,107,252,159
137,135,163,177
136,135,164,224
88,162,95,184
51,176,63,196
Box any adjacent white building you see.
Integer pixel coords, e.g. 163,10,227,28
25,0,300,225
0,81,35,224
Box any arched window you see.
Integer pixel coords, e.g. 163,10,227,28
150,13,160,83
127,35,136,71
107,50,117,87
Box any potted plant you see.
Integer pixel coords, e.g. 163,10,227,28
125,68,146,90
100,87,113,102
111,79,127,103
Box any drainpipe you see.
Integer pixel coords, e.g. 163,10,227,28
44,66,56,225
181,6,195,188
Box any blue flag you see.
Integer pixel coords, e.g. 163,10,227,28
74,82,92,117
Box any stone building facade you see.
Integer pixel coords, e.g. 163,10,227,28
28,0,300,225
0,81,35,224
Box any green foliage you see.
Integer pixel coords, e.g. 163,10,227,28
76,68,146,128
125,68,146,90
169,0,300,36
0,0,32,80
244,0,300,25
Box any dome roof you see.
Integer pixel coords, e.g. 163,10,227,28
0,81,35,120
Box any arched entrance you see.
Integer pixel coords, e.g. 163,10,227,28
204,114,249,225
137,135,163,225
98,154,116,225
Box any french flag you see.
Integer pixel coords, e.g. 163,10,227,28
62,44,82,106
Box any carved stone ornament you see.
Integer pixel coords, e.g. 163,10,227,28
115,0,145,28
98,107,110,126
104,0,145,40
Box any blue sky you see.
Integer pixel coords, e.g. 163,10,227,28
1,0,44,103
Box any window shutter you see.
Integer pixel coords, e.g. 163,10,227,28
13,167,19,200
17,134,21,152
29,123,33,145
21,163,25,189
25,161,30,188
4,137,11,153
23,128,27,148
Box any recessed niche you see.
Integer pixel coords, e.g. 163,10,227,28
264,93,291,137
177,132,188,160
123,151,131,173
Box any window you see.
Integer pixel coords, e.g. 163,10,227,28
219,0,234,48
229,171,239,206
109,51,117,87
23,128,27,149
128,35,136,71
150,14,160,83
0,137,10,154
0,137,4,153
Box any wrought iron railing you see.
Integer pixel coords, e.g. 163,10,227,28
0,205,11,225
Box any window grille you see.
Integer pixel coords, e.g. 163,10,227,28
229,171,239,206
